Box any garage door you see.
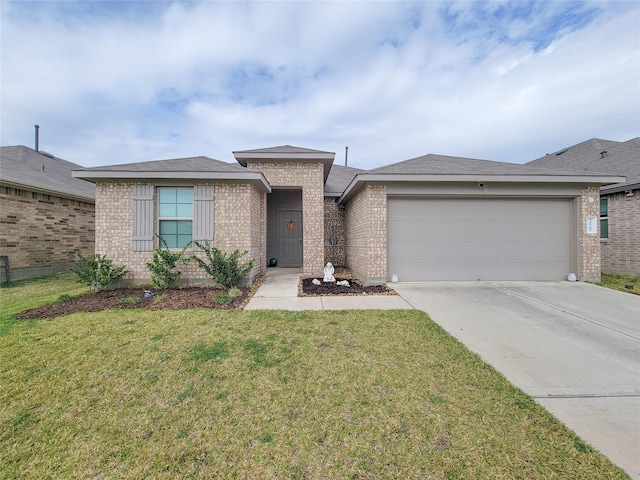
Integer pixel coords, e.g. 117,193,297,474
388,198,571,281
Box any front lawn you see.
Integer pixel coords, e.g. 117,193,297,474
597,273,640,295
0,279,629,479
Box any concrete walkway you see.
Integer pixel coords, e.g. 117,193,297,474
244,268,413,310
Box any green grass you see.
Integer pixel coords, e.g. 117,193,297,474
0,275,630,479
597,273,640,295
0,273,87,335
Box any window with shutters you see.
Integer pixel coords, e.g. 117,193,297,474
159,188,193,248
132,184,213,252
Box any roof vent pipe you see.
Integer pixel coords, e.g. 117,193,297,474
345,146,348,167
600,150,608,159
35,124,40,152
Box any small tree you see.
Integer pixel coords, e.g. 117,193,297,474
192,241,254,289
70,253,128,292
146,236,190,288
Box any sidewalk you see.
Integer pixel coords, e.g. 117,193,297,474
244,268,413,311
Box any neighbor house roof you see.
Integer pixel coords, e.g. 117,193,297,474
526,137,639,194
73,156,271,192
339,153,624,204
233,144,335,182
0,145,95,201
324,164,365,197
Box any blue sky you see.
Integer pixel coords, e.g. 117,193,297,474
1,1,638,169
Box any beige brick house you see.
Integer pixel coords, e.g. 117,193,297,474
0,146,95,283
74,145,622,285
528,138,639,276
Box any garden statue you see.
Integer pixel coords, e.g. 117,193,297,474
323,262,335,282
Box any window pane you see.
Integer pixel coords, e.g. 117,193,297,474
160,220,177,235
159,204,177,217
159,189,177,203
178,234,192,247
600,219,608,239
176,189,193,203
177,220,192,234
176,203,192,217
600,198,608,216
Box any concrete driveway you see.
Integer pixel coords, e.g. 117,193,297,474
391,281,640,479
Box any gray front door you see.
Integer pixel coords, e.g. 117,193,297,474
278,210,303,267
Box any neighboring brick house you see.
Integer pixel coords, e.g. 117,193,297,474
74,145,622,285
0,146,95,282
528,138,640,276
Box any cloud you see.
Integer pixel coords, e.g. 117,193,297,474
1,1,638,168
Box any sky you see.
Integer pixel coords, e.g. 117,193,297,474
1,1,639,170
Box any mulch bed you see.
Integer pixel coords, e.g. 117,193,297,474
17,286,256,320
299,277,396,297
17,271,396,320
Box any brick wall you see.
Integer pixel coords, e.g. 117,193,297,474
601,190,639,275
324,198,346,267
0,186,94,282
247,161,325,276
578,186,601,281
344,184,387,284
95,182,264,285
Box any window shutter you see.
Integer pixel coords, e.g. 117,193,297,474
192,185,214,250
132,184,154,251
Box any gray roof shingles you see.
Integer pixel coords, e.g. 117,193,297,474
233,144,334,155
324,164,365,196
368,153,609,177
0,145,95,200
78,155,248,173
526,137,640,192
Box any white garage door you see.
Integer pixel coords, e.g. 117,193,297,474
388,198,571,281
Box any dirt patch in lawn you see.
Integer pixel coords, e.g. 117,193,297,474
17,284,259,320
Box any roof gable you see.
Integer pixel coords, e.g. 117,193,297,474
0,145,95,201
233,144,335,182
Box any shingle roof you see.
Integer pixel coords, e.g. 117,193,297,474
324,164,365,196
78,155,248,173
369,153,606,177
233,145,334,155
526,137,640,192
0,145,95,201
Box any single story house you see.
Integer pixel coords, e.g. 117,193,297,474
73,145,623,285
527,138,639,276
0,145,95,282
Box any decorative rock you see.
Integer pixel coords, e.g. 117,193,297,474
323,262,335,282
336,280,350,287
312,278,321,286
144,290,154,298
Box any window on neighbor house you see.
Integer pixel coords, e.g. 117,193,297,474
158,188,193,248
600,197,609,239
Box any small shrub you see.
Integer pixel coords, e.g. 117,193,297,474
153,294,167,303
119,296,140,305
70,253,128,292
228,287,243,299
192,241,254,288
146,236,190,289
56,293,72,303
213,292,232,304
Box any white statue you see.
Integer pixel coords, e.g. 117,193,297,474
323,262,335,282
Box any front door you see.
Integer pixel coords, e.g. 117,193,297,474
278,210,303,267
